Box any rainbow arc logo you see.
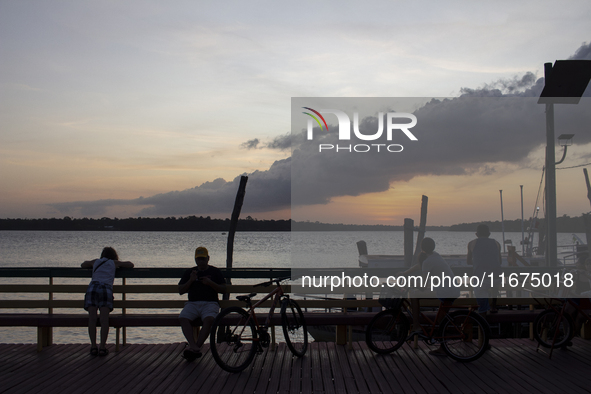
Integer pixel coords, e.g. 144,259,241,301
302,107,329,133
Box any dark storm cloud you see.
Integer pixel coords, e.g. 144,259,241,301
240,138,260,149
50,41,591,217
50,158,291,216
265,133,292,150
569,41,591,60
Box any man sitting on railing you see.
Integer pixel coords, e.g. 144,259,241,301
178,247,226,361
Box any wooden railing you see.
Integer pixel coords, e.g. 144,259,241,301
0,267,563,350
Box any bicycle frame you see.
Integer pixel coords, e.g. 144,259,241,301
537,296,591,357
243,282,287,331
401,298,477,341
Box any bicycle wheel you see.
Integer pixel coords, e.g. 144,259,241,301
210,307,258,373
281,299,308,357
365,308,409,354
440,310,490,362
533,309,574,348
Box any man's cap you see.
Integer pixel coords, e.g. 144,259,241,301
195,247,209,259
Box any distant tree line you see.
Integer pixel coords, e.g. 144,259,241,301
0,216,290,232
448,214,589,233
291,221,447,231
1,213,588,232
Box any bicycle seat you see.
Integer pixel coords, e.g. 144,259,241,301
236,293,257,302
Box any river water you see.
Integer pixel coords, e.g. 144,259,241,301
0,230,584,344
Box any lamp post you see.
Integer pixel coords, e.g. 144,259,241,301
538,60,591,267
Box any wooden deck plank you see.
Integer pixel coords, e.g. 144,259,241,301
253,345,282,394
2,344,64,390
266,343,287,394
0,344,39,374
334,344,361,394
341,344,372,394
474,341,542,394
300,343,313,394
41,344,128,394
402,343,464,394
5,344,90,394
224,346,258,394
1,340,591,393
326,342,347,394
62,344,149,394
318,342,336,394
356,340,408,394
129,343,194,394
278,342,294,394
492,338,588,393
135,343,188,394
460,344,534,394
99,344,174,394
151,344,202,394
310,342,327,394
160,347,206,394
368,345,410,394
489,339,569,393
174,344,220,394
413,342,498,394
351,341,401,394
395,343,447,394
289,351,303,394
239,346,272,394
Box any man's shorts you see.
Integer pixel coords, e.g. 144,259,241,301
179,301,220,321
84,281,114,311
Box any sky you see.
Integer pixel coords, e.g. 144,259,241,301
1,1,591,226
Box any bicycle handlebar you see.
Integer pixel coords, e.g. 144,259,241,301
254,276,291,288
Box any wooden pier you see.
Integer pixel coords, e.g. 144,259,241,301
2,338,591,393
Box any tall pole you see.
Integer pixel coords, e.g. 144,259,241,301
520,185,525,256
500,190,506,253
544,63,558,267
226,176,248,291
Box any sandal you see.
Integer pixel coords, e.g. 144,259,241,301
182,349,202,362
90,347,99,356
98,348,109,357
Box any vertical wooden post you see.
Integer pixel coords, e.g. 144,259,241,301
46,276,53,348
271,326,276,350
335,325,347,345
583,169,591,246
225,176,248,297
411,196,428,348
413,196,428,265
404,218,414,268
122,277,127,347
38,277,52,351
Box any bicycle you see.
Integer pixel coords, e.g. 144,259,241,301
209,276,308,373
531,269,591,358
365,291,491,362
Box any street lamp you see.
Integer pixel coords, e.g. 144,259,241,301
538,60,591,267
556,134,574,165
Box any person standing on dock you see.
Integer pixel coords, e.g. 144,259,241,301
82,247,134,356
178,246,226,361
467,224,502,315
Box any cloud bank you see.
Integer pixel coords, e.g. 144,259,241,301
50,42,591,217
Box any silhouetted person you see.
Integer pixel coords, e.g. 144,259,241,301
82,247,134,356
178,247,226,361
467,224,502,314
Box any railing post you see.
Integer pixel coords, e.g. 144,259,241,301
43,276,54,348
122,277,126,347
